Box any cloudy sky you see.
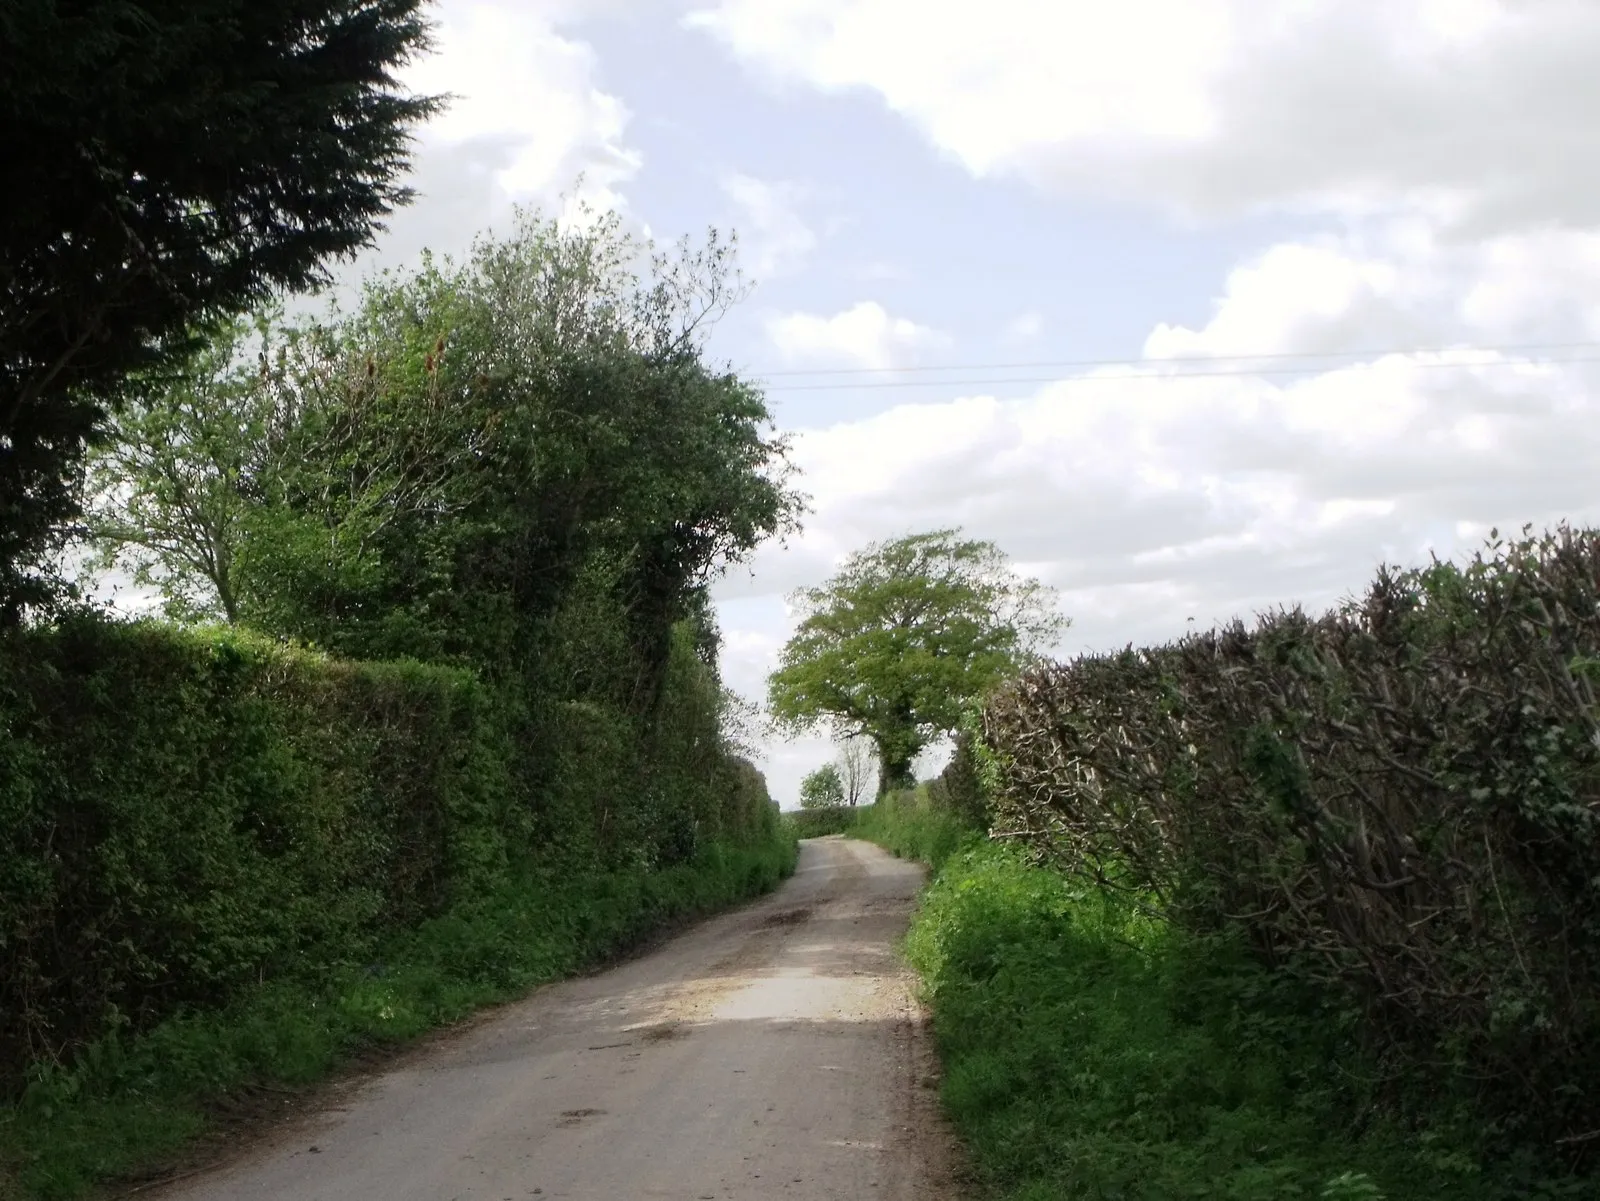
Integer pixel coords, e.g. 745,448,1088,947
342,0,1600,806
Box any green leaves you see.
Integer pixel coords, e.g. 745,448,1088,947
899,844,1561,1201
798,763,846,809
0,619,497,1083
768,529,1066,793
82,208,802,679
85,312,285,623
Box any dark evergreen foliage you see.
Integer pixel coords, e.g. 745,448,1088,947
0,0,440,617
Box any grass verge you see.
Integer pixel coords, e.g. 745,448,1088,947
0,837,797,1201
851,792,976,868
855,802,1587,1200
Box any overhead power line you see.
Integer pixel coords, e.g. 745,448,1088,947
750,343,1600,393
749,339,1600,384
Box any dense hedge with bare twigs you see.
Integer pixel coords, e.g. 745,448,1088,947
983,524,1600,1148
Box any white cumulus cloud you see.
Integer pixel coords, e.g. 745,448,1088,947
722,173,820,279
765,301,946,369
687,0,1600,229
355,0,642,272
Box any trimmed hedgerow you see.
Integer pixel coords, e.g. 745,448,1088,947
0,616,517,1089
0,614,794,1200
983,525,1600,1154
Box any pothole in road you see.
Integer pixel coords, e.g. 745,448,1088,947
558,1108,606,1125
760,907,813,927
638,1021,686,1043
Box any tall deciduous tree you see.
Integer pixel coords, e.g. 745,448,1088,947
85,206,803,697
768,530,1065,794
84,315,277,623
231,207,802,682
0,0,440,619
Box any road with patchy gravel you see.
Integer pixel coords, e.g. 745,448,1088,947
155,837,961,1201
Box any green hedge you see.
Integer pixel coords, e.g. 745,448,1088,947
0,614,796,1199
0,617,516,1090
782,806,858,838
983,525,1600,1150
0,616,789,1097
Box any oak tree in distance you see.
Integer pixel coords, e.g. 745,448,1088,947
798,763,847,810
768,529,1066,796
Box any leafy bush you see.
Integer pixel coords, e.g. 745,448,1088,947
852,787,980,870
0,616,514,1089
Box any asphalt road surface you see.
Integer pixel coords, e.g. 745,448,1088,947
156,837,962,1201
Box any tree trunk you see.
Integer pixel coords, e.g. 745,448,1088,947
875,746,916,798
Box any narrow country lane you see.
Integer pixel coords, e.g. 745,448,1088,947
154,838,962,1201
